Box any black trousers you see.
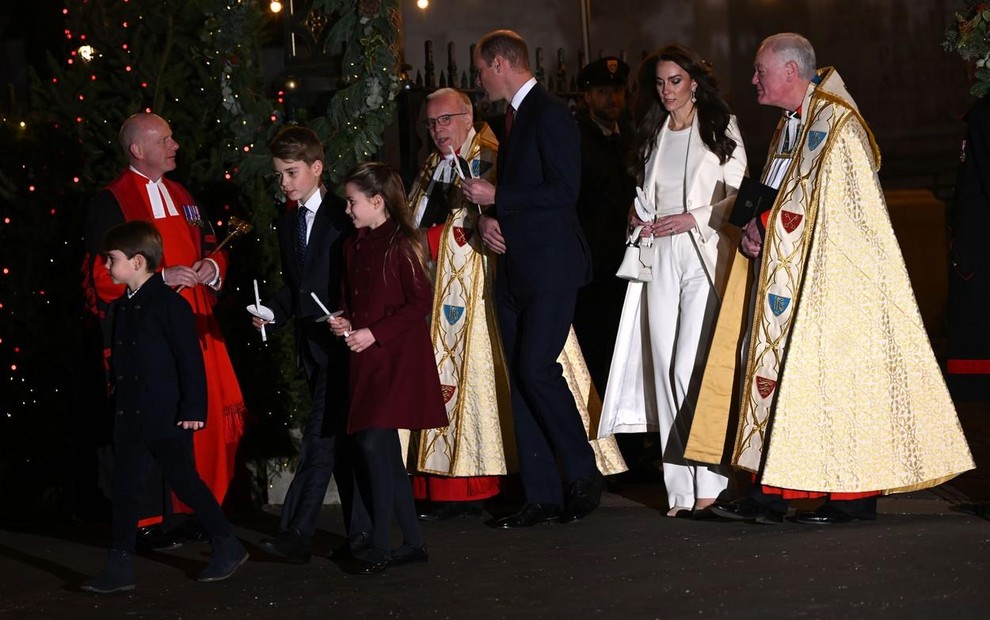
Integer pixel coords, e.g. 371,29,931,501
279,362,369,541
497,287,599,506
112,434,231,553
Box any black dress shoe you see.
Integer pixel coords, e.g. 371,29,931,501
329,531,370,560
349,548,390,575
492,503,562,529
135,525,183,552
172,519,210,544
419,501,484,522
560,473,605,524
257,529,310,564
709,497,784,524
388,544,429,567
793,503,876,525
351,558,389,575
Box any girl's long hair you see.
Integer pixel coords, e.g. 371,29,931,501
632,43,736,181
343,161,431,279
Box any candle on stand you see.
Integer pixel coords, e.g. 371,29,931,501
253,279,267,342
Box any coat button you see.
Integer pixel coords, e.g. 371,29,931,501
116,410,124,416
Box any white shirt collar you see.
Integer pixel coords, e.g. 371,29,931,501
509,77,538,112
299,186,325,214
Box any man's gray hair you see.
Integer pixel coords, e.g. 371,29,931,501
426,88,472,113
760,33,817,80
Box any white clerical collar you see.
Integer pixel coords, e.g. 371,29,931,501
131,166,178,219
509,77,538,112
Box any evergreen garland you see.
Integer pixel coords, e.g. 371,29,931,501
2,0,402,513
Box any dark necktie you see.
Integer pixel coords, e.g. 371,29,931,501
504,105,515,138
295,207,308,268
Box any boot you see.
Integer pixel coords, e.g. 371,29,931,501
196,534,248,582
81,549,135,594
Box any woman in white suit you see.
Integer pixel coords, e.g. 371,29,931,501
600,44,746,517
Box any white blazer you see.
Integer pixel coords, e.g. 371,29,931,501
598,115,747,439
640,113,747,293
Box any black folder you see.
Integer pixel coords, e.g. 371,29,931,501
729,177,778,227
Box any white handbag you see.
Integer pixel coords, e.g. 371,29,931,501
616,225,654,282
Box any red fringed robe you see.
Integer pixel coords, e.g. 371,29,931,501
88,170,245,516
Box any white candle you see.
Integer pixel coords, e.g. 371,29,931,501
448,146,466,181
310,291,332,316
253,279,267,342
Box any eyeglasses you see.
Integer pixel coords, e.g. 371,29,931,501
422,112,470,129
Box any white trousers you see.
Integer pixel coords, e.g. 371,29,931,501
644,234,729,509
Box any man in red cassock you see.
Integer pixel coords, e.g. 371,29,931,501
84,112,245,542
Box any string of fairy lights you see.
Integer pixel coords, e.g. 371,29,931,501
2,0,402,497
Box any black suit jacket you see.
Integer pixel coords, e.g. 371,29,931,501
268,190,352,375
110,274,207,442
493,83,592,298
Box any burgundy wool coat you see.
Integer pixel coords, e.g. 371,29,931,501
340,219,448,433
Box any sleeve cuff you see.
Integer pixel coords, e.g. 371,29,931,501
204,257,222,290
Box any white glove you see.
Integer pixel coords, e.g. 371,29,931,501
634,186,655,222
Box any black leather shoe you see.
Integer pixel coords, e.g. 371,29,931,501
351,558,389,575
419,501,484,522
793,503,876,525
172,519,210,544
492,503,562,529
389,544,429,567
329,531,370,560
349,548,390,575
135,525,183,552
258,529,310,564
560,473,605,524
709,497,784,524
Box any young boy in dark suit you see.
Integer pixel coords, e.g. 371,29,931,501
253,126,369,562
82,221,248,594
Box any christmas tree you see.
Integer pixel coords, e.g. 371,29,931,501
2,0,298,519
1,0,402,518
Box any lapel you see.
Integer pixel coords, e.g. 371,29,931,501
299,189,333,278
684,113,708,199
499,83,542,173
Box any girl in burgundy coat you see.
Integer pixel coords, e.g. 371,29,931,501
329,162,448,574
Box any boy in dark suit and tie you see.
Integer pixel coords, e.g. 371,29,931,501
462,30,604,528
254,126,369,562
82,221,248,593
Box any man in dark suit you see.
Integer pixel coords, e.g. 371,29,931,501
462,30,604,528
573,57,637,396
254,126,369,562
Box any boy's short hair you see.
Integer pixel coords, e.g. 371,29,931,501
102,221,164,272
269,125,325,165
